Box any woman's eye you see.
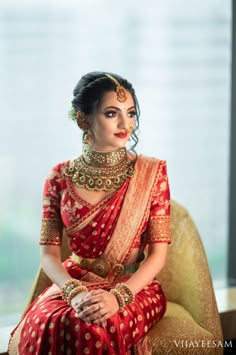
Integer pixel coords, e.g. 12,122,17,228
104,111,117,118
128,111,136,118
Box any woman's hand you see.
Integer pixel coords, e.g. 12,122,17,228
70,291,90,313
75,289,119,326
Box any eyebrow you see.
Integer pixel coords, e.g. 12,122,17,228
103,105,136,111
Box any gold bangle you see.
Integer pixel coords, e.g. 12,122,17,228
67,285,88,305
114,283,134,306
61,279,82,302
110,288,125,312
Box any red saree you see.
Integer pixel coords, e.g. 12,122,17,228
8,155,171,355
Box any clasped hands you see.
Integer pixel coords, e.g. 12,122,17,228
71,289,119,326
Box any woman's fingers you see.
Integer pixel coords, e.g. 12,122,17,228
77,294,103,309
89,289,105,296
75,289,119,323
78,289,114,309
93,313,109,325
77,302,112,325
78,302,104,320
80,302,102,317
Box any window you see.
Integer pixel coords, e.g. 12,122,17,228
0,1,231,328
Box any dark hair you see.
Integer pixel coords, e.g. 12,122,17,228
70,71,140,152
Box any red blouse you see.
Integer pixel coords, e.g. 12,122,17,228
39,158,171,256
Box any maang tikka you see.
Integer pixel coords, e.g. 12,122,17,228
105,74,127,102
70,74,128,132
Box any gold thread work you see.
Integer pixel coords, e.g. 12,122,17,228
147,216,171,243
40,218,63,246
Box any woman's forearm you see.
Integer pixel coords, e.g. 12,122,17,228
40,246,72,288
124,243,168,295
40,243,168,293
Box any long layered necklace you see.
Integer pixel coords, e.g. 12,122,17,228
63,143,136,191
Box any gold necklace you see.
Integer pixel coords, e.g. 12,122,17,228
63,143,136,191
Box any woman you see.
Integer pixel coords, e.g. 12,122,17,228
8,71,171,355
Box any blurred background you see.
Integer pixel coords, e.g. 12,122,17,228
0,0,232,329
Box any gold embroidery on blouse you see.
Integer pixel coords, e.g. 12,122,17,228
39,218,63,246
147,216,171,243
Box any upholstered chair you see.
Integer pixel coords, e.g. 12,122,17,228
149,200,223,354
25,200,223,354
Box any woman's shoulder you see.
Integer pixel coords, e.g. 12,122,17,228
137,154,167,168
51,159,70,171
46,159,72,179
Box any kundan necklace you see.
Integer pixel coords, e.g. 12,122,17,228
63,143,136,191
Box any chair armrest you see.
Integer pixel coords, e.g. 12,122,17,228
157,200,222,341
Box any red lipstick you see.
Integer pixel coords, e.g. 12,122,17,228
114,132,128,138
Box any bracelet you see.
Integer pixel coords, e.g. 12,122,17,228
67,285,88,305
61,279,81,301
110,283,134,312
115,283,134,305
110,288,125,312
61,279,88,303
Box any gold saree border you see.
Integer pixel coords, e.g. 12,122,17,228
103,155,161,265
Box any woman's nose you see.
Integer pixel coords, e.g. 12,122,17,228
118,113,129,129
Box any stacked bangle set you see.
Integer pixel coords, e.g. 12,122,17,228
61,279,134,311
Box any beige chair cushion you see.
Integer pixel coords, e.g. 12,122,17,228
149,302,222,354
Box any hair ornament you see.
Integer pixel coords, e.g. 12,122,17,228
76,111,89,131
105,74,127,102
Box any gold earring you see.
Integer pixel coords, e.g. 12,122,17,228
76,111,89,131
84,131,94,146
128,125,134,133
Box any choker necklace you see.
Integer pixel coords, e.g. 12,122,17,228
64,143,136,191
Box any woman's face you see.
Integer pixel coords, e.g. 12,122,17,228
89,90,136,151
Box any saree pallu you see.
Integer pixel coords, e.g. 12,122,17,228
8,155,171,355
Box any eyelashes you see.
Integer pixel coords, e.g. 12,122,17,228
104,111,116,118
128,111,136,118
104,111,136,118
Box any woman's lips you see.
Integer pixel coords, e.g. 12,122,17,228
114,132,128,138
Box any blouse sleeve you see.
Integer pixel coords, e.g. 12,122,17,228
39,165,63,246
146,160,172,244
